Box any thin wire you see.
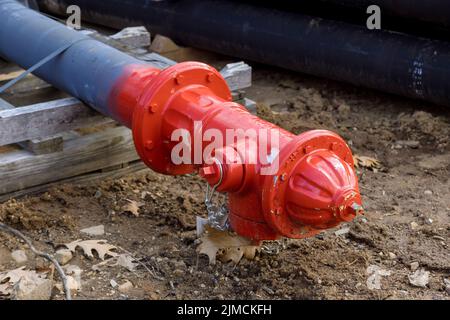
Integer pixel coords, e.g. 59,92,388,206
0,38,88,94
0,222,72,300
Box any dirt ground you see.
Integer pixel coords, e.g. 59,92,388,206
0,57,449,300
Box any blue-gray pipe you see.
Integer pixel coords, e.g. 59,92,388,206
0,0,150,122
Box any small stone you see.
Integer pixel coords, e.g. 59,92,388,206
262,286,275,295
55,249,73,265
118,280,133,294
444,278,450,295
244,98,257,114
110,279,118,288
425,218,433,225
366,265,391,290
94,190,102,198
150,35,180,54
14,277,52,300
408,268,430,288
80,225,105,236
410,222,419,230
193,290,199,295
395,140,420,149
335,227,350,236
11,250,27,264
56,276,81,294
388,252,397,260
410,262,420,271
64,265,82,292
200,284,206,288
172,260,186,269
173,269,184,277
424,190,433,196
337,103,351,115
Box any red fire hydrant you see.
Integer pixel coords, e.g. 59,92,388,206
112,61,363,241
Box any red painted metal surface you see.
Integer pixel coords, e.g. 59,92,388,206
112,61,363,241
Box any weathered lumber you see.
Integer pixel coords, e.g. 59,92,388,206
0,161,148,202
0,97,108,147
0,126,139,195
220,62,252,92
0,97,65,153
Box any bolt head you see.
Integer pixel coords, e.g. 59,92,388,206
206,73,215,83
144,140,154,151
175,74,185,85
199,166,216,177
148,103,158,113
304,145,314,154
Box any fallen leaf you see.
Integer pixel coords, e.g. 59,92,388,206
63,239,118,260
220,246,259,264
366,265,391,290
353,155,382,170
197,226,259,265
408,268,430,288
117,254,139,272
92,253,138,272
121,199,143,217
0,267,49,298
55,275,80,294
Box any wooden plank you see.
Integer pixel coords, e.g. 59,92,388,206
19,135,64,155
0,70,23,82
0,97,64,154
110,26,151,48
0,161,147,203
1,75,51,95
0,98,13,110
0,97,109,146
0,126,140,195
220,62,252,92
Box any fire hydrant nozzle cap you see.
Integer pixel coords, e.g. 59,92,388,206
258,130,362,239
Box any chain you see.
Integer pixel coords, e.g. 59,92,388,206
204,159,230,231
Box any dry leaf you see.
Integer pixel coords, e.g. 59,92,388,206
197,226,259,265
121,199,143,217
220,246,259,264
0,267,49,297
55,276,80,294
63,239,118,260
116,254,139,272
92,254,138,272
353,155,382,170
56,265,82,294
366,265,391,290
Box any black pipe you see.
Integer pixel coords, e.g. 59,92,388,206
37,0,450,107
242,1,450,29
237,0,450,40
315,0,450,29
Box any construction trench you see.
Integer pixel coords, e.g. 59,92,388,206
0,0,449,300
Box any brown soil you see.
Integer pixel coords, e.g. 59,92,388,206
0,63,449,300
